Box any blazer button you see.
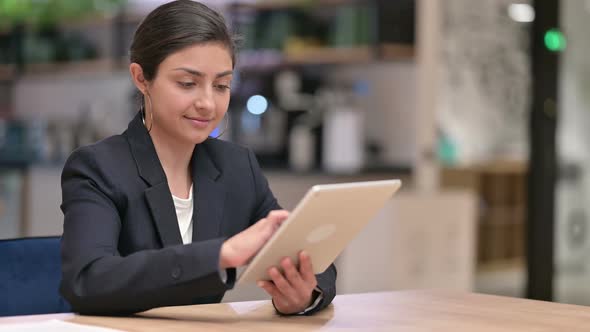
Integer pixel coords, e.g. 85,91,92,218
171,266,182,280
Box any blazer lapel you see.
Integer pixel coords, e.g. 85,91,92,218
125,112,183,247
145,183,182,246
191,141,226,241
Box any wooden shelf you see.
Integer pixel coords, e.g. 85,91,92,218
0,65,16,81
237,43,414,70
443,159,528,175
0,12,140,33
477,257,524,272
0,58,128,79
380,43,415,61
285,45,373,64
58,13,142,29
24,58,118,75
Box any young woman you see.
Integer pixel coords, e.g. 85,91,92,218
60,0,336,316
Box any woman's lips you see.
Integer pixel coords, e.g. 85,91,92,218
184,116,211,129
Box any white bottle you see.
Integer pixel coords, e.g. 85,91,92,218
322,106,364,174
289,124,315,172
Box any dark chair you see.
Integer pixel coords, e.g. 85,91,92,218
0,236,70,316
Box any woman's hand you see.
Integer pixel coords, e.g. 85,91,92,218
257,251,318,315
219,210,289,269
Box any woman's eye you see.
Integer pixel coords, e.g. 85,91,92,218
215,84,231,92
178,82,195,88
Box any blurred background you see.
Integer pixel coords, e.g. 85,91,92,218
0,0,586,306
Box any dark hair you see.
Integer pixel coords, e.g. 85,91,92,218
130,0,238,81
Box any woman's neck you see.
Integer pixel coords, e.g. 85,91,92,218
149,126,194,199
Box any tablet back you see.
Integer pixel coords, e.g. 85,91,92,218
238,179,402,284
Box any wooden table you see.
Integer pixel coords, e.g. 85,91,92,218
1,290,590,331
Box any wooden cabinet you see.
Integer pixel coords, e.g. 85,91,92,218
441,161,527,267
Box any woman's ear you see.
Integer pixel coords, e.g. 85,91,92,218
130,63,148,94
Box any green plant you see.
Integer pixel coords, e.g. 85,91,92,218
0,0,125,29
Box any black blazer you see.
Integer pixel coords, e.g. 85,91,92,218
60,112,336,315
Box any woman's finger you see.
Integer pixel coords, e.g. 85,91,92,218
281,257,307,293
268,267,300,303
267,210,290,224
258,280,288,304
299,251,317,288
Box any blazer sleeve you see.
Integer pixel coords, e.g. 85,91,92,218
60,147,234,315
246,149,337,315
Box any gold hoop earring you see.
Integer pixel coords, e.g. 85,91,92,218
144,94,153,133
213,113,230,139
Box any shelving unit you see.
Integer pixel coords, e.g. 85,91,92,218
1,1,415,77
0,11,142,82
228,0,415,68
441,160,528,268
226,0,417,171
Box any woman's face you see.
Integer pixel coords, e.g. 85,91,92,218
146,42,233,145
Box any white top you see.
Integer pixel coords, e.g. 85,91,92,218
172,185,194,245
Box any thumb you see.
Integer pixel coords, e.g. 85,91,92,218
267,210,290,224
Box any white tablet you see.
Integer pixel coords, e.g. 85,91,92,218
237,179,402,284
